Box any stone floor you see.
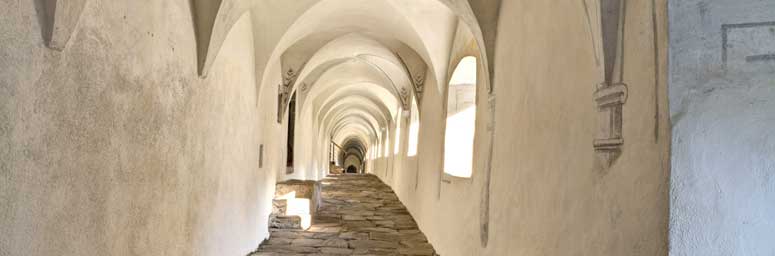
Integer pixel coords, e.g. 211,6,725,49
250,174,437,255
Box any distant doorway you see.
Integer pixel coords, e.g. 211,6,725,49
346,165,358,173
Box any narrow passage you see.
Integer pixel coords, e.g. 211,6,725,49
252,174,437,255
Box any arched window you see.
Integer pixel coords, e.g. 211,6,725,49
394,107,402,154
443,56,477,178
407,99,420,156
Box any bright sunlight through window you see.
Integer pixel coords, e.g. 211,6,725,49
383,131,390,158
394,108,402,154
408,99,419,156
443,56,477,178
277,191,311,229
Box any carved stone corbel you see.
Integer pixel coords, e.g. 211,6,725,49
594,0,628,168
399,87,410,110
393,51,426,104
300,82,309,92
412,71,426,102
594,82,627,167
277,68,298,123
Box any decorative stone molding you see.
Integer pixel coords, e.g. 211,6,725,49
412,71,426,102
300,82,309,92
594,0,628,168
594,82,627,167
394,51,426,104
480,94,497,247
277,68,298,123
399,87,410,110
39,0,89,51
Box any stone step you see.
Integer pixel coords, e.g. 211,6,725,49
268,215,302,230
253,174,438,256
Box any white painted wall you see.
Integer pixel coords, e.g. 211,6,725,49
669,1,775,255
0,2,280,255
372,1,670,255
0,0,678,255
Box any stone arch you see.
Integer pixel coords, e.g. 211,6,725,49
276,33,419,123
185,0,498,101
436,0,501,93
190,2,505,235
180,0,500,183
255,0,498,125
303,89,395,178
440,16,497,248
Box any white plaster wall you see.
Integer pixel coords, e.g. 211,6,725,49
0,1,279,255
668,1,775,255
372,0,670,255
0,0,677,255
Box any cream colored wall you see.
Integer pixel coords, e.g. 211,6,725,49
371,0,670,255
0,2,279,255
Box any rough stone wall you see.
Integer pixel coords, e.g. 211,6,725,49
374,0,670,255
668,1,775,255
0,1,277,255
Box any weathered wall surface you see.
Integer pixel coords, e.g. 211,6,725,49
669,1,775,255
0,1,277,255
374,0,670,255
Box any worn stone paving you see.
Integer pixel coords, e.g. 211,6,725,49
251,174,437,255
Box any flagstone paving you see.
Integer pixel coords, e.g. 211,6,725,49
250,174,437,255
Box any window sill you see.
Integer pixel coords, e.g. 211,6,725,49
442,173,473,184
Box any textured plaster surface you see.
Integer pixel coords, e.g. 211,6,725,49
1,0,675,255
373,0,670,255
0,1,278,255
669,0,775,255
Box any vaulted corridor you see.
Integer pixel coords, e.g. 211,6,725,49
3,0,775,255
252,174,435,255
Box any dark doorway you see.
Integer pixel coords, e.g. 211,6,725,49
346,165,357,173
286,92,296,173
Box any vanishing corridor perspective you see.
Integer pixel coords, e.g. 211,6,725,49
0,0,773,256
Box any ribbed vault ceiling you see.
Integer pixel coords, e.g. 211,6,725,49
185,0,496,168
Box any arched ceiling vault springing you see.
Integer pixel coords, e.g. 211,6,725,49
53,0,499,89
38,0,89,51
